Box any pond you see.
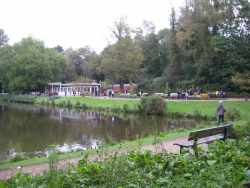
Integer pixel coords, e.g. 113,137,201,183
0,103,210,161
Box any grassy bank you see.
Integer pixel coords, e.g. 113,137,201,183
36,96,250,123
0,124,216,171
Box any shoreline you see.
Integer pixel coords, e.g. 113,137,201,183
0,135,210,180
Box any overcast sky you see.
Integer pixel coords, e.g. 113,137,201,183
1,0,185,54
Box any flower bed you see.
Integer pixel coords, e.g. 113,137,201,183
119,94,138,98
199,94,209,99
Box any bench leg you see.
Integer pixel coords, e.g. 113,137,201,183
180,146,183,154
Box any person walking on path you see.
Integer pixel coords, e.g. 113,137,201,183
109,90,112,98
103,90,106,98
167,90,171,100
177,90,180,100
220,91,223,98
185,91,189,100
217,101,226,126
112,90,114,98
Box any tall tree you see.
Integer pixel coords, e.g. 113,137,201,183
0,29,9,48
0,37,69,93
100,17,144,86
61,46,94,78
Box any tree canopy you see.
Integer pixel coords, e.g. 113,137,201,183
0,37,69,93
0,29,9,48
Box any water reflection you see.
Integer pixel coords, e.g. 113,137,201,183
0,103,209,161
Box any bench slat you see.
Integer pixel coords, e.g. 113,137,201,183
188,126,230,140
174,135,223,147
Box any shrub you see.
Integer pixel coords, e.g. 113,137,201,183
39,100,45,106
232,123,250,139
3,94,37,103
82,103,88,109
123,104,130,113
194,107,202,119
9,154,29,163
67,100,71,108
52,99,55,106
75,100,81,108
225,103,241,121
112,106,121,112
140,95,167,115
120,94,138,98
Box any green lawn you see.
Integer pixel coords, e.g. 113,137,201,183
37,97,250,124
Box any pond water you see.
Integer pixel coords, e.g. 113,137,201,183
0,103,210,161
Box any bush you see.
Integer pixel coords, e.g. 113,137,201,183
3,94,37,103
140,95,167,115
224,92,250,98
75,100,81,108
67,100,71,108
225,103,241,121
8,154,29,163
82,103,88,109
232,123,250,139
120,94,137,98
39,100,45,106
52,99,55,106
123,104,130,113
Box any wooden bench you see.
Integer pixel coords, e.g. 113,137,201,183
173,123,233,157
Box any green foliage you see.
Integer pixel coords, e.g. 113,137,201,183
122,104,130,113
2,94,36,103
175,80,194,91
99,17,143,85
130,82,134,95
225,103,241,121
82,103,88,109
39,100,45,106
67,100,71,108
3,136,250,187
0,37,69,93
193,107,202,119
51,99,55,106
106,131,116,146
232,123,250,139
0,29,9,47
164,82,170,94
140,95,167,114
75,100,81,108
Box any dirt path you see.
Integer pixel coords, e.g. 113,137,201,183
0,136,209,180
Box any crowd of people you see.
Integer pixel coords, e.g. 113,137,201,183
91,90,114,98
172,87,224,100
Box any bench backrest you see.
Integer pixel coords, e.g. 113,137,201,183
188,123,233,141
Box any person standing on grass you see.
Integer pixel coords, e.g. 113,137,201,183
217,101,226,126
